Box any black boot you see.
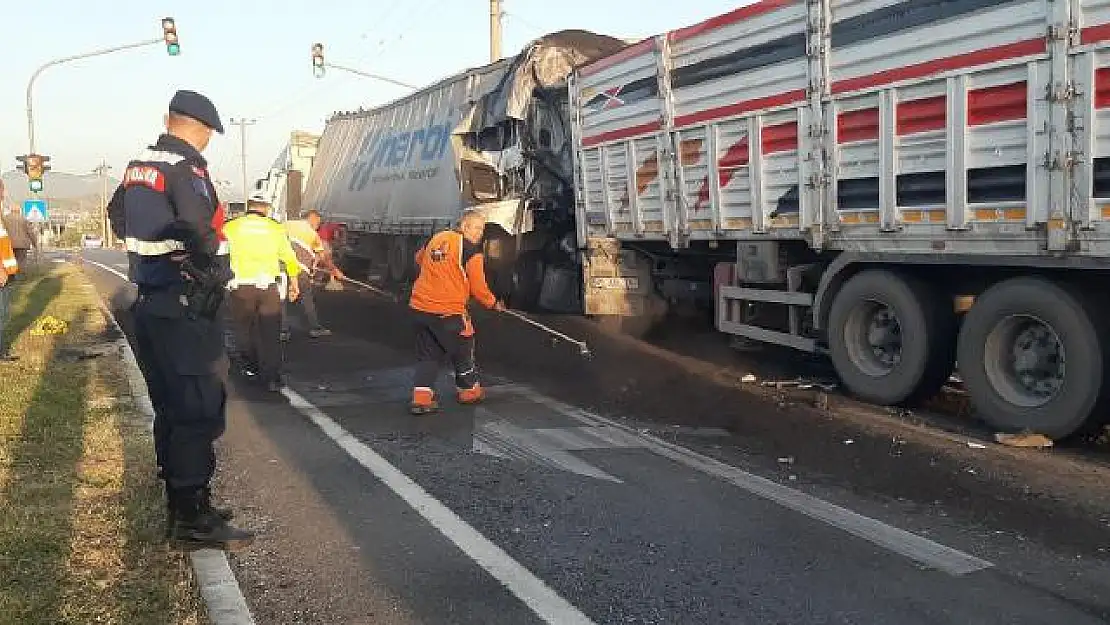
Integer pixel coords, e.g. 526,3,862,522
163,484,233,538
201,487,235,521
168,488,255,551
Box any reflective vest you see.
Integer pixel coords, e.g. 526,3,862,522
285,219,323,273
409,230,498,316
223,211,302,289
0,224,17,276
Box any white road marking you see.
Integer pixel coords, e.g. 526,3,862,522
81,257,131,282
280,387,599,625
76,258,256,625
508,386,994,578
473,416,647,483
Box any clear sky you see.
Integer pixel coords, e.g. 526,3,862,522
1,0,749,198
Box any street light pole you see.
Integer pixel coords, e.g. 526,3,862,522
323,62,417,89
26,38,162,154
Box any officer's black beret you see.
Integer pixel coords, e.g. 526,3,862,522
168,90,225,134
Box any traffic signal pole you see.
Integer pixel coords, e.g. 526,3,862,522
25,37,161,154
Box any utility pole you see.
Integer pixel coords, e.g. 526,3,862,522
229,118,257,206
93,160,112,246
490,0,503,62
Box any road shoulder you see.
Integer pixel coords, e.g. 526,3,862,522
0,263,206,624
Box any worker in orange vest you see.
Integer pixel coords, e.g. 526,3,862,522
408,209,504,415
0,218,18,361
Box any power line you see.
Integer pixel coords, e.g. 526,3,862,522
504,9,544,35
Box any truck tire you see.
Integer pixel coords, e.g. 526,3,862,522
827,269,956,406
387,237,411,284
956,277,1103,439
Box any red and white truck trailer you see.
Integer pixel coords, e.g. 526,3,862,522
569,0,1110,438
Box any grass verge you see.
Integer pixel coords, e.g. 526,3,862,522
0,263,206,625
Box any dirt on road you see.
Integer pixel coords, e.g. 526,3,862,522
309,284,1110,556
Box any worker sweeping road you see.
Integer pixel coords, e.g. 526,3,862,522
408,209,505,415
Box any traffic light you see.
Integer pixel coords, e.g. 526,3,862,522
162,17,180,56
16,154,50,193
312,43,325,78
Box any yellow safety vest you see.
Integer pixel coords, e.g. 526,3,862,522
223,212,301,288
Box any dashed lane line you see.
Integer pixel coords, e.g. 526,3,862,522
508,385,995,577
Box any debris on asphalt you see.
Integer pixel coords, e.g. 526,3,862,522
778,456,795,465
844,439,855,445
994,432,1054,449
741,373,757,383
967,441,987,449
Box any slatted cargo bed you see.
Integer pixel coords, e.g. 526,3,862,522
571,0,1110,258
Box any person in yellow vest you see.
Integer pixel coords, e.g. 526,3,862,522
223,195,301,392
0,218,19,362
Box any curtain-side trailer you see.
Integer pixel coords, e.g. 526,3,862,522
570,0,1110,438
302,30,626,311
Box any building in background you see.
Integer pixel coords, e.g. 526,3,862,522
252,131,319,221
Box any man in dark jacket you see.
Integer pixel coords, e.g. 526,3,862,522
107,89,254,551
0,180,38,272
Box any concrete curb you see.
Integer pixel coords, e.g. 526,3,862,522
81,260,256,625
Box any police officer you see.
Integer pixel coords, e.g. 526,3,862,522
223,194,302,391
108,90,253,550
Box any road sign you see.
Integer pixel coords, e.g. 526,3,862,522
22,199,48,222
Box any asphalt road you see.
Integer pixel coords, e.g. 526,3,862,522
78,248,1110,625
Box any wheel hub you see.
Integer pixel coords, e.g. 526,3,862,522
984,315,1066,408
866,308,903,369
845,301,904,377
1010,323,1064,400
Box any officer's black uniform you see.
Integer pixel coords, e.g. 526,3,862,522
108,90,253,550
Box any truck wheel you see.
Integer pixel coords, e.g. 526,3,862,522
827,270,956,405
957,278,1102,439
387,237,410,284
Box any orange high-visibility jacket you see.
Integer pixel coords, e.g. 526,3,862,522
0,222,18,277
409,230,497,316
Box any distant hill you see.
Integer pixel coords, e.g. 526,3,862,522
1,170,120,220
2,170,120,201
